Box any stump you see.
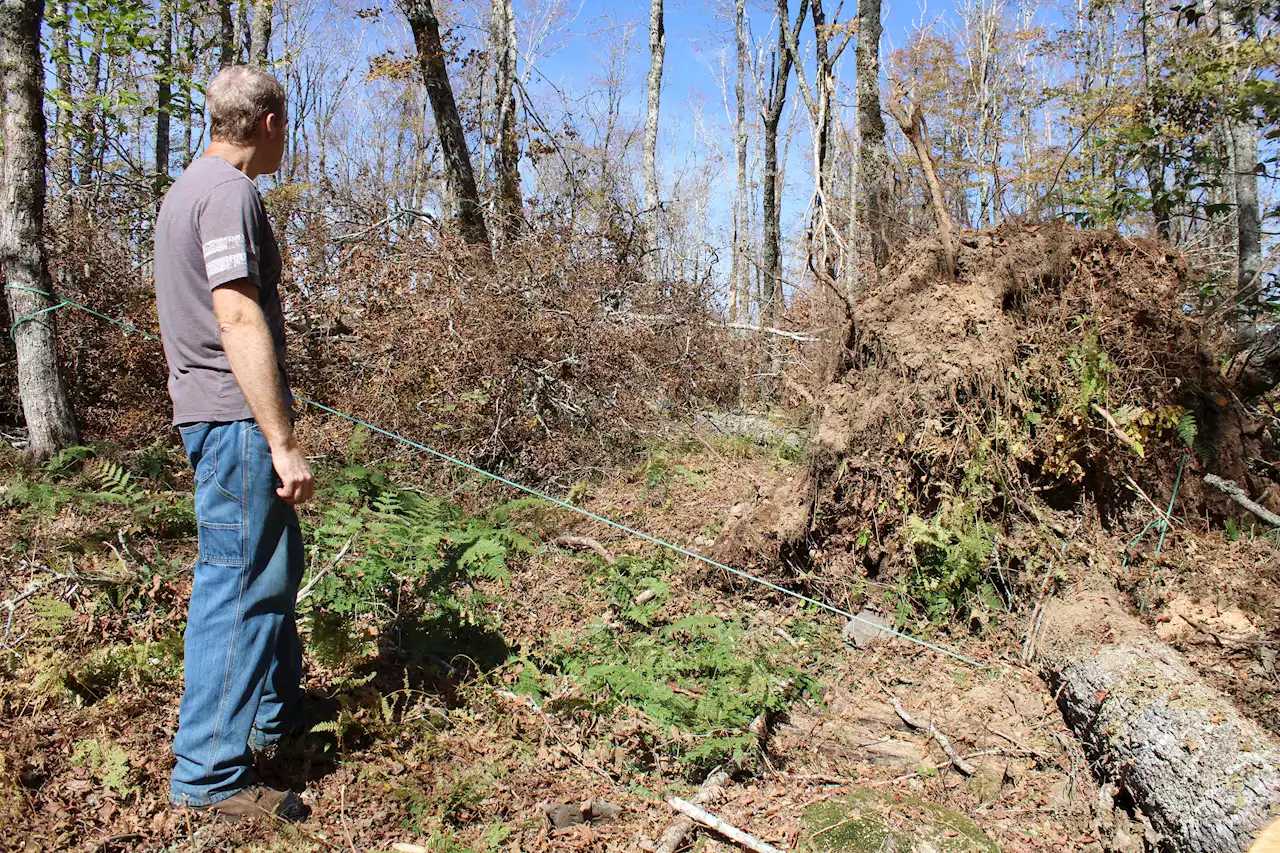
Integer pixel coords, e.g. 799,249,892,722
1038,581,1280,853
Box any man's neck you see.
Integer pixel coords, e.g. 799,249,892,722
203,142,261,179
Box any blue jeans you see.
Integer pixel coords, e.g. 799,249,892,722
169,419,303,806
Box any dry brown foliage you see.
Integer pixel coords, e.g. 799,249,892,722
2,220,743,481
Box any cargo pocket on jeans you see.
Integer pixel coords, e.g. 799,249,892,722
193,431,244,567
197,519,244,566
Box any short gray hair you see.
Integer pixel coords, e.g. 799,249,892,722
206,66,285,144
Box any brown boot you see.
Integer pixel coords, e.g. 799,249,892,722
191,785,310,821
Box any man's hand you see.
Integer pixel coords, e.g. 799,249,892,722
271,440,314,505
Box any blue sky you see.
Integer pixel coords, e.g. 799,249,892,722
518,0,982,277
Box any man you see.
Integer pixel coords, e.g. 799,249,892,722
154,66,313,821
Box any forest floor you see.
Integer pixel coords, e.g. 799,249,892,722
0,413,1276,853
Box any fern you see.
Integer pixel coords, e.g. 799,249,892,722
531,598,811,773
904,488,998,624
71,739,135,797
44,445,96,475
301,478,529,666
1176,410,1198,450
85,459,137,499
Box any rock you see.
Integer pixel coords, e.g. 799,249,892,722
841,611,895,649
799,789,999,852
539,800,623,829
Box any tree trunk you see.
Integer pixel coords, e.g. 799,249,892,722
402,0,489,247
50,0,71,204
730,0,747,325
642,0,664,286
250,0,270,65
1038,582,1280,853
154,0,172,197
218,0,235,67
760,0,808,387
1,0,80,458
886,87,956,279
855,0,888,271
234,0,248,61
1214,0,1261,290
78,26,104,192
489,0,524,245
1233,324,1280,399
1140,0,1170,240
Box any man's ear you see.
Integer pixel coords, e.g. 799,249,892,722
264,111,284,138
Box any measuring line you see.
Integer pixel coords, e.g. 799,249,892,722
4,284,987,668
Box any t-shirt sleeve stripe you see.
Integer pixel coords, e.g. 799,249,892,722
202,235,245,258
197,178,266,289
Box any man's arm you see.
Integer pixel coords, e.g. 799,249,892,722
212,280,313,505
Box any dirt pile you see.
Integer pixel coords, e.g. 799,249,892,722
718,221,1271,589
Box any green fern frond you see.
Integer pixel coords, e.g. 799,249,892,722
1176,410,1198,450
659,615,724,640
44,445,96,474
85,459,136,498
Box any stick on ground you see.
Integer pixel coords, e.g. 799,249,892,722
653,769,731,853
886,696,976,776
667,797,787,853
548,534,617,564
1205,474,1280,527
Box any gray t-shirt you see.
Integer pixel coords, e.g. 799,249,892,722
154,156,290,425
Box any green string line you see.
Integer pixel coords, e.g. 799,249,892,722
1123,453,1188,575
6,284,162,342
1154,454,1187,558
4,284,988,669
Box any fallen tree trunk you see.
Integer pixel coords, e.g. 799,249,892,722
1037,580,1280,853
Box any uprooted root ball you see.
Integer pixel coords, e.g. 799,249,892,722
716,222,1272,615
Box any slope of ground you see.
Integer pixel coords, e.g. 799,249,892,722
1,422,1225,853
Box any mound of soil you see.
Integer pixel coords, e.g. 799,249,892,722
718,222,1270,577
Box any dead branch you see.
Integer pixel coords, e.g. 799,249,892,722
884,82,956,279
548,535,617,565
296,536,355,603
1091,403,1144,456
1178,613,1272,648
885,695,976,775
654,769,732,853
2,573,73,646
1204,474,1280,527
666,797,787,853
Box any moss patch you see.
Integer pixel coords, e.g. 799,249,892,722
801,789,999,853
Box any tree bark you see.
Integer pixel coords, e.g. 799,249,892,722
234,0,248,62
50,0,71,204
761,0,808,383
643,0,664,286
1140,0,1170,240
1,0,80,458
886,86,956,279
489,0,524,245
855,0,888,272
78,26,104,193
154,0,172,197
402,0,490,247
1214,0,1260,289
1233,324,1280,399
249,0,270,65
218,0,235,67
1038,582,1280,853
730,0,748,325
